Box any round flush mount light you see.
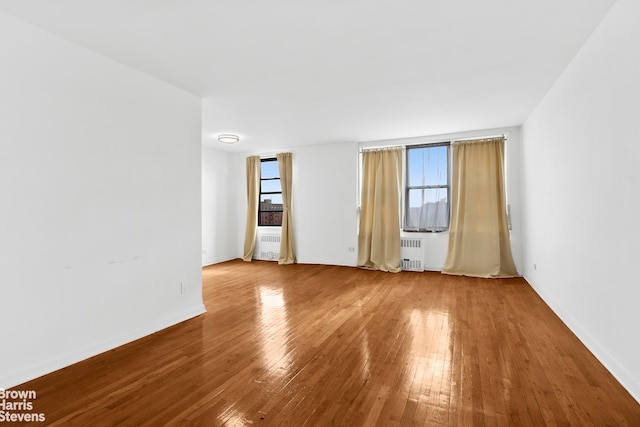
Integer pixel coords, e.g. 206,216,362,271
218,134,239,144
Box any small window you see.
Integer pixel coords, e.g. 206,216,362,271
259,158,283,226
404,143,450,232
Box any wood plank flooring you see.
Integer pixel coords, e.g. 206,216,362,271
8,260,640,425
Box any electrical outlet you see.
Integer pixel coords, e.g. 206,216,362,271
348,247,355,252
533,264,537,270
180,282,187,294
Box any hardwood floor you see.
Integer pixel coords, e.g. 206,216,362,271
8,260,640,426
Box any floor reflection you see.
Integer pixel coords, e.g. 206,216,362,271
258,286,292,377
359,322,372,381
217,407,252,427
406,308,452,401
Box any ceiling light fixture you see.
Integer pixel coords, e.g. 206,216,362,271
218,134,239,144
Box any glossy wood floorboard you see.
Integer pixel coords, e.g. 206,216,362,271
11,260,640,426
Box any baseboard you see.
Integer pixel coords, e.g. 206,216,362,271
296,258,357,268
202,255,237,267
524,275,640,404
0,304,206,390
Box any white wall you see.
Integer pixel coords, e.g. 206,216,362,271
522,0,640,401
0,12,204,389
295,142,359,266
202,147,237,266
233,142,360,266
232,129,523,273
364,127,524,273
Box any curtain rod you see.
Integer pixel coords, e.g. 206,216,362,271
360,132,509,152
359,145,404,153
453,134,508,143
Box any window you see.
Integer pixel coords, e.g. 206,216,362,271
259,158,283,226
404,143,450,232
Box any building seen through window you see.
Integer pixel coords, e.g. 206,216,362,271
260,198,283,226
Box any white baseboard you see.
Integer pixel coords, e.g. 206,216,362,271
202,256,237,267
296,258,357,268
0,304,206,390
524,275,640,404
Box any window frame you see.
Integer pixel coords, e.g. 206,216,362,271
403,142,451,232
258,158,283,227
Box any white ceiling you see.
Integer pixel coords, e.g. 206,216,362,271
0,0,617,153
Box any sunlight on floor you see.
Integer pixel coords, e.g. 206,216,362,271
258,286,293,378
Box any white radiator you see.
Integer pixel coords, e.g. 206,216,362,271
400,237,425,272
255,233,281,261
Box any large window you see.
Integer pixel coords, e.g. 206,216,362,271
259,158,283,226
404,143,450,232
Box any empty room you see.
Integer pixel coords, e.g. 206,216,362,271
1,0,639,425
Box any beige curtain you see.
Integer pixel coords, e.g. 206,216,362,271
277,152,295,264
242,156,260,261
442,137,518,278
358,148,402,272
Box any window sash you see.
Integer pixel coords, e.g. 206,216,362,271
404,143,450,232
259,158,283,226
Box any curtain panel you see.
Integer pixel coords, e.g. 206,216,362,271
277,152,296,264
442,137,518,278
242,156,260,261
357,148,403,273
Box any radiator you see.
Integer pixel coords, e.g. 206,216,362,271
400,237,425,272
254,233,281,261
